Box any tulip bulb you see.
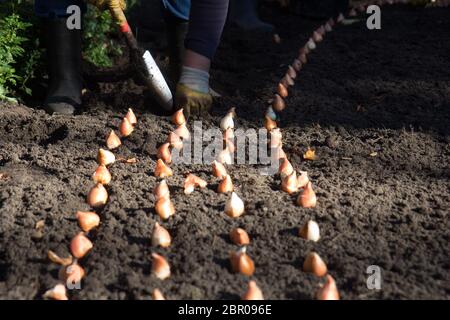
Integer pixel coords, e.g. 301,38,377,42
157,143,172,164
227,107,237,118
287,65,297,79
275,146,286,161
43,284,68,300
224,129,235,153
184,174,208,194
154,179,170,201
279,158,294,178
299,52,308,64
230,228,250,245
328,18,335,27
151,253,171,280
125,108,137,125
225,192,245,218
292,59,302,72
282,171,298,194
47,250,73,266
349,8,357,17
299,46,309,55
174,123,190,140
87,183,108,208
277,82,288,98
297,170,309,188
313,31,323,43
154,159,173,178
230,246,255,276
59,262,85,285
325,22,333,32
97,148,115,166
172,108,186,126
297,182,317,208
152,289,166,300
270,128,282,148
264,115,277,131
212,160,227,178
303,252,327,277
299,220,320,242
307,38,316,50
155,197,175,220
337,13,345,23
242,281,263,300
92,164,111,185
317,25,326,36
70,232,93,259
119,117,134,137
273,33,281,44
220,112,235,131
316,275,340,300
218,174,234,193
106,130,122,150
76,211,100,232
167,132,183,150
217,148,233,165
152,222,171,248
266,106,277,121
223,128,235,141
283,74,294,87
225,138,236,154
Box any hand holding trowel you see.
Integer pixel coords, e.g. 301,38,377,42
88,0,173,111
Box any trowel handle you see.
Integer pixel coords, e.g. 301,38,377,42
107,6,173,111
108,6,139,51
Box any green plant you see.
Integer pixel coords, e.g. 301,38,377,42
83,5,123,67
0,1,42,102
83,0,142,67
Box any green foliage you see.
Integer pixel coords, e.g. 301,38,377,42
0,0,143,101
0,0,43,102
83,5,123,68
83,0,142,67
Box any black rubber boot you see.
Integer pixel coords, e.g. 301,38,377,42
166,19,189,85
228,0,274,32
43,17,82,115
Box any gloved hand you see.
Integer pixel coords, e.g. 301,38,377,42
175,84,213,117
175,66,213,117
86,0,128,34
86,0,126,11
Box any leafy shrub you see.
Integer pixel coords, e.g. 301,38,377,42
83,1,141,67
0,0,142,102
83,5,123,68
0,0,43,102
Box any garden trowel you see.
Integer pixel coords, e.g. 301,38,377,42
108,4,173,111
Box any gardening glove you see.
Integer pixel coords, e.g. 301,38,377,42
86,0,128,28
175,66,213,117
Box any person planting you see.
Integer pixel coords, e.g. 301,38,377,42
36,0,270,116
160,0,274,116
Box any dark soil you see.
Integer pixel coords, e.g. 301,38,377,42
0,4,449,299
